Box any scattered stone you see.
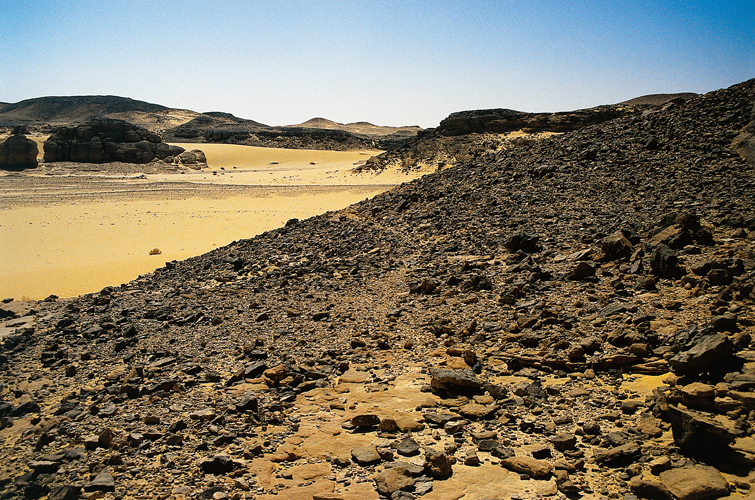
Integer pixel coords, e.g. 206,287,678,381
351,445,381,466
374,467,415,496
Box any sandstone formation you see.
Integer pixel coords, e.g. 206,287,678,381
43,118,188,164
0,127,38,170
1,80,754,499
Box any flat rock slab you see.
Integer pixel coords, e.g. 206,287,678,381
500,456,553,477
84,469,115,492
351,445,381,466
660,465,729,500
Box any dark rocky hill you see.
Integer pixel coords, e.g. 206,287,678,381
0,96,173,127
0,80,754,499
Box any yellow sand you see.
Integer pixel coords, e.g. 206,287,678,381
0,187,384,299
0,144,429,300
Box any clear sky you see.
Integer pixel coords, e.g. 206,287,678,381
1,0,753,128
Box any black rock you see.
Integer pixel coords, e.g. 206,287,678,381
667,404,742,458
199,455,236,474
504,232,541,253
84,469,115,492
669,334,734,374
650,244,684,278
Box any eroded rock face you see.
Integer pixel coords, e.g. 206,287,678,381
43,118,184,164
0,127,38,170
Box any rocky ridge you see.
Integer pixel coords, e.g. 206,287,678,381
164,118,415,152
357,94,698,173
0,80,754,500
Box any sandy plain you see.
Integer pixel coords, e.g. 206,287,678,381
0,143,426,300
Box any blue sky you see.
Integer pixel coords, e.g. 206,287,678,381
1,0,753,127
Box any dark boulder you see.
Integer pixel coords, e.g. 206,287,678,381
650,244,685,278
669,334,733,374
0,129,38,170
667,405,741,458
503,232,540,253
429,368,483,394
598,231,633,261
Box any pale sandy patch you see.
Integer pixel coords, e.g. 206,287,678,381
0,185,385,300
1,143,429,300
158,143,426,186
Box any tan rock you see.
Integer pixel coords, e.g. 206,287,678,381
458,402,497,419
263,364,287,383
660,465,729,500
269,443,305,462
500,456,553,477
393,413,425,432
373,467,414,496
681,382,715,399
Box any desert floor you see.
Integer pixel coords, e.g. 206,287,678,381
0,144,426,300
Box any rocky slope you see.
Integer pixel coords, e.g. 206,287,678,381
358,93,698,173
1,80,755,500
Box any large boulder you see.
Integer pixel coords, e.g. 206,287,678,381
659,465,729,500
176,149,207,167
43,118,182,164
669,334,734,374
0,127,38,170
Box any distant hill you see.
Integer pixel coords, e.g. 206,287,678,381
290,117,422,138
0,96,197,130
0,96,421,150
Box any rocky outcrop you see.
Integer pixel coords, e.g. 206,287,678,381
43,118,185,164
0,127,38,170
357,97,705,173
176,149,207,167
437,105,638,136
164,114,409,151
